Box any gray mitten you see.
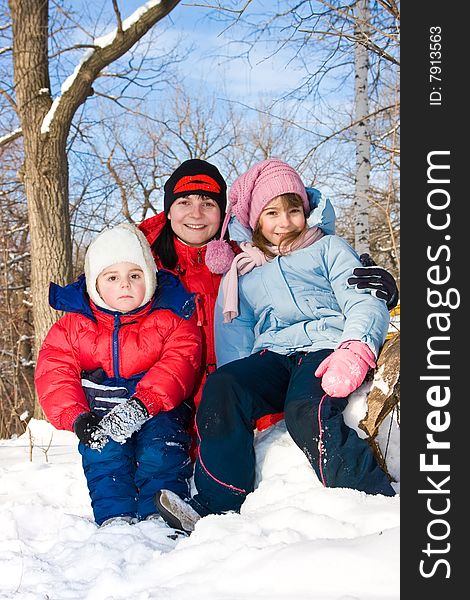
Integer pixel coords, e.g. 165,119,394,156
97,397,149,444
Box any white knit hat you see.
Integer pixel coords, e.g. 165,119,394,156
85,223,157,311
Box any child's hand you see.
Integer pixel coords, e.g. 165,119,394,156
96,397,149,444
73,412,107,449
314,341,376,398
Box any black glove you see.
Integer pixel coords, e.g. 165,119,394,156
358,253,376,268
73,412,106,449
95,397,149,444
348,253,399,310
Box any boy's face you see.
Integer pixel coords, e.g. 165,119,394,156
96,262,146,312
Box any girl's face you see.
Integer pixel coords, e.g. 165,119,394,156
168,194,221,247
258,196,306,245
97,262,146,312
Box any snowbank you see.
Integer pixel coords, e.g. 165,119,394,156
0,392,399,600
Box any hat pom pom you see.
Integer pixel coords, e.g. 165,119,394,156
205,239,235,274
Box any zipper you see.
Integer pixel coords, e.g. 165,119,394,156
195,294,203,327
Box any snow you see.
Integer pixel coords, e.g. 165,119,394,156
0,128,22,145
371,365,391,396
94,1,163,47
0,390,399,599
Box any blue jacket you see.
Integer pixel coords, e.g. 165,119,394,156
214,190,389,367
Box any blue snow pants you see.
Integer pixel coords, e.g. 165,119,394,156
191,349,395,516
79,401,192,525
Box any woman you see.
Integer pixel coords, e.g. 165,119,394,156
139,160,230,407
153,158,396,534
139,159,280,433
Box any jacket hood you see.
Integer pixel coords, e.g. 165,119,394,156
85,223,157,311
49,270,196,321
305,188,336,236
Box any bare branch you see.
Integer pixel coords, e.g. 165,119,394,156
299,28,399,65
111,0,124,34
48,44,97,60
315,0,399,40
375,0,400,20
297,104,398,170
181,1,253,15
0,85,17,111
42,0,181,135
0,128,22,148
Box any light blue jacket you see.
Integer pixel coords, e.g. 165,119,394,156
215,189,389,367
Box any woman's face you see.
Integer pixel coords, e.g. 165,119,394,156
258,196,306,245
168,194,221,247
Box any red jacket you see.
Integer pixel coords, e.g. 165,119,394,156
139,213,222,407
35,272,201,432
139,213,282,431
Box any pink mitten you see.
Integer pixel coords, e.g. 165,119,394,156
314,341,376,398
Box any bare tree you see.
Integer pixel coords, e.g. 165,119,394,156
3,0,180,418
86,84,242,223
0,138,35,437
353,0,371,254
4,1,177,376
190,0,400,268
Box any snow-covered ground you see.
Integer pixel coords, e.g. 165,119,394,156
0,386,399,600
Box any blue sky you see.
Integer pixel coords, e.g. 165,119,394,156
58,1,356,146
70,1,320,107
58,1,360,222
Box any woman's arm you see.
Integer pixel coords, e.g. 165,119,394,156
325,236,390,357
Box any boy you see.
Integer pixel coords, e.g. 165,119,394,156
35,224,201,526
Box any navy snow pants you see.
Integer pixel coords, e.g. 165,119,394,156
79,401,192,525
192,350,395,516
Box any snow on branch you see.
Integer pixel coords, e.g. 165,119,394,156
0,128,22,148
40,0,178,135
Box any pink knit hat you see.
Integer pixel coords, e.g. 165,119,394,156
230,159,309,230
205,159,309,274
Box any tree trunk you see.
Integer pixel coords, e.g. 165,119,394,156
9,0,182,420
9,0,73,418
27,144,73,420
353,0,371,255
360,332,400,479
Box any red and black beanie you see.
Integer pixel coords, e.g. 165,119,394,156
163,159,227,216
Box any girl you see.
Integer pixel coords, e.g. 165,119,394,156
154,158,396,534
